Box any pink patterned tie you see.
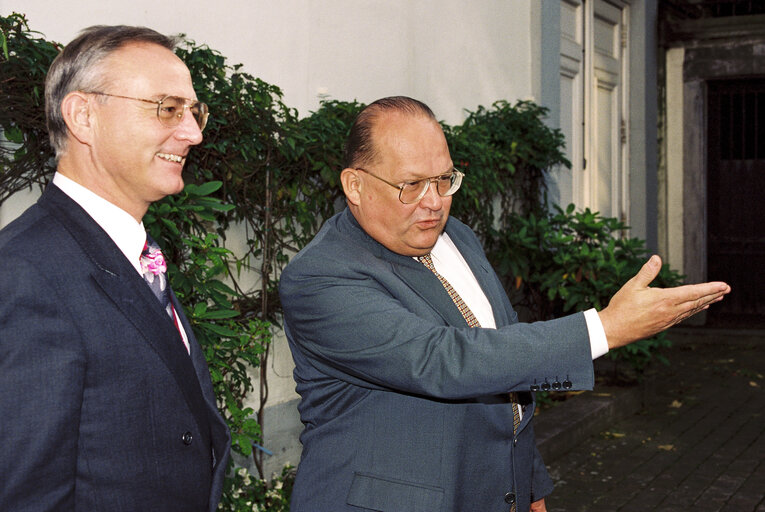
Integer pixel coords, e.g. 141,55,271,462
140,238,173,319
140,237,187,353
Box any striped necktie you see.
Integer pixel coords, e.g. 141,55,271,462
418,253,522,435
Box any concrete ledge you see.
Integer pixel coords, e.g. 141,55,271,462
535,384,645,463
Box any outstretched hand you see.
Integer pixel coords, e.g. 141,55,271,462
598,255,730,349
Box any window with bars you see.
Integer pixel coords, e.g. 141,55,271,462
663,0,765,19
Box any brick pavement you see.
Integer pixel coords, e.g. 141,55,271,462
544,328,765,512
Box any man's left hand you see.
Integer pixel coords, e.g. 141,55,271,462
599,255,730,348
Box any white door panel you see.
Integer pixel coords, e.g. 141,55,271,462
560,0,629,222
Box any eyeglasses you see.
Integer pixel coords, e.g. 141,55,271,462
88,92,209,131
356,167,464,204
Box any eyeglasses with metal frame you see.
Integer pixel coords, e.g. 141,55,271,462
87,92,209,131
355,167,464,204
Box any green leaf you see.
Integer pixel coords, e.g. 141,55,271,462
199,308,240,320
200,323,239,337
187,180,223,196
4,126,23,143
1,29,8,60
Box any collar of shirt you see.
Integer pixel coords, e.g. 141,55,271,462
53,172,146,275
420,232,497,329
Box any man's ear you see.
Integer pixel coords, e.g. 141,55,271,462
60,91,95,146
340,168,362,206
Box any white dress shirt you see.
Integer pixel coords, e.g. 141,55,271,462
52,173,190,353
427,232,609,359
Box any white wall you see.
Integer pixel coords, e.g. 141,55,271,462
2,0,536,124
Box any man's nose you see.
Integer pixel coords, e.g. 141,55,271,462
174,107,204,145
418,179,443,209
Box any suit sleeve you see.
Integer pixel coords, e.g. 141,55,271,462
0,258,85,510
280,253,594,401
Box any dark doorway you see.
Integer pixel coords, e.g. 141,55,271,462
707,78,765,327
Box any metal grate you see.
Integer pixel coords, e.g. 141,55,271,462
706,78,765,323
663,0,765,19
716,87,765,160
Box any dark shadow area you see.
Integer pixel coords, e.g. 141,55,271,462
545,326,765,511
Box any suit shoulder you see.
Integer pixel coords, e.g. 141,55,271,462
0,203,60,256
284,213,358,269
280,212,388,296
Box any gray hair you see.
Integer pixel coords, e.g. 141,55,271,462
343,96,436,169
45,25,179,157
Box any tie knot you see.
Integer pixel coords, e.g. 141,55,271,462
417,253,439,275
141,239,167,276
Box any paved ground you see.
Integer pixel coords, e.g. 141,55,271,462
543,327,765,512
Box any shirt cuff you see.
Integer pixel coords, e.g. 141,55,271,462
584,308,609,359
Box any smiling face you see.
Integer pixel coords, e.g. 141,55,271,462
76,42,203,220
343,111,453,256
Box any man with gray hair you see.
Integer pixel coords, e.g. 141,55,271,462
0,25,229,511
280,96,730,511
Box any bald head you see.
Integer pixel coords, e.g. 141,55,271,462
340,97,454,256
344,96,437,170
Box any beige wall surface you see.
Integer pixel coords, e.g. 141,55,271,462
2,0,535,124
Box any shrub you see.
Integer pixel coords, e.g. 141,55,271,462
0,13,59,201
493,204,683,374
446,100,570,244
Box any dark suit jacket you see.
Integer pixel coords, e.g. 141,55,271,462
0,184,230,511
279,208,595,512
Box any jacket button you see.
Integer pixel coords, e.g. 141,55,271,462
182,431,193,445
504,492,516,504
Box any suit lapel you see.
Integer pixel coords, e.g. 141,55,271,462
172,288,231,476
390,255,469,328
92,270,211,440
337,209,480,328
39,185,212,438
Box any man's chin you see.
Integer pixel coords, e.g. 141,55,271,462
412,234,442,255
165,176,186,196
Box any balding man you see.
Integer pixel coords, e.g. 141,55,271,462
279,96,729,512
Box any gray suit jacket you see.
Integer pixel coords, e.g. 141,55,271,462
279,209,594,512
0,184,230,511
